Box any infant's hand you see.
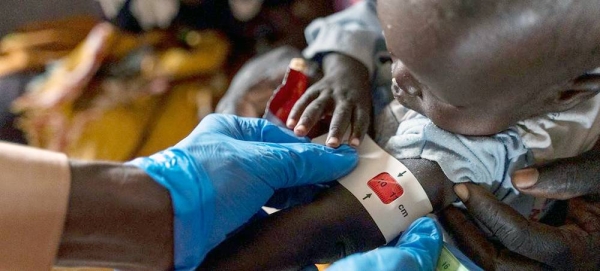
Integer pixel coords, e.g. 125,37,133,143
286,53,371,148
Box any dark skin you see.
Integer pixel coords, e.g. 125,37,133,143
216,49,368,145
57,162,174,270
200,159,455,270
286,53,372,148
440,147,600,270
379,0,600,136
289,0,600,143
377,0,600,268
208,0,600,269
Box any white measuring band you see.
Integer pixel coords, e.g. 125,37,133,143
313,135,433,243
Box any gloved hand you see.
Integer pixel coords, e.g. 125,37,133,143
327,217,443,271
127,113,358,270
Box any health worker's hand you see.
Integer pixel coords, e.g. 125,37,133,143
327,217,443,271
127,113,359,270
286,53,371,148
441,149,600,270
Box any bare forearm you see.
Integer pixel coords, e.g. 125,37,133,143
57,161,173,270
200,158,453,270
200,183,382,271
322,53,369,82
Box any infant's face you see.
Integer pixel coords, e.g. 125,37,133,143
378,0,600,135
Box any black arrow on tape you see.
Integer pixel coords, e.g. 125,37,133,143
398,171,407,177
363,193,372,200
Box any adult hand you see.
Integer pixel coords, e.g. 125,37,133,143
327,217,443,271
286,53,371,148
510,149,600,199
440,149,600,270
128,113,359,270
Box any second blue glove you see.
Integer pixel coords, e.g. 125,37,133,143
327,217,443,271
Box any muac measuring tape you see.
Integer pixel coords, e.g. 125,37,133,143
313,134,432,242
313,135,470,271
437,245,470,271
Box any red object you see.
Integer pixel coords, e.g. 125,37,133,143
367,172,404,204
267,62,308,123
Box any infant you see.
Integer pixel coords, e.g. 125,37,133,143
200,0,600,270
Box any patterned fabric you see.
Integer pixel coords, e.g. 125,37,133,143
12,23,230,161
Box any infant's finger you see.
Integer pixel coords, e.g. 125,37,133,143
287,90,319,129
513,149,600,199
349,106,370,147
327,103,352,148
295,95,332,137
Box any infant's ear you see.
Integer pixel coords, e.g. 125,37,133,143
551,69,600,112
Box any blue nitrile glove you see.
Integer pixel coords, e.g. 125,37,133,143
327,217,443,271
127,114,358,271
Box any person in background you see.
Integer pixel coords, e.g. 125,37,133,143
97,0,334,68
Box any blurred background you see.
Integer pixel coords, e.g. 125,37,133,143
0,0,358,161
0,0,102,37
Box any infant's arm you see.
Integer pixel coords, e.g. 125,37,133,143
199,158,454,271
293,0,383,147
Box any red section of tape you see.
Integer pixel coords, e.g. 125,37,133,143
267,69,308,122
367,172,404,204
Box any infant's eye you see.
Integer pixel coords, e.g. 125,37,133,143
568,68,600,93
578,67,600,80
587,67,600,74
376,52,391,64
573,68,600,86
